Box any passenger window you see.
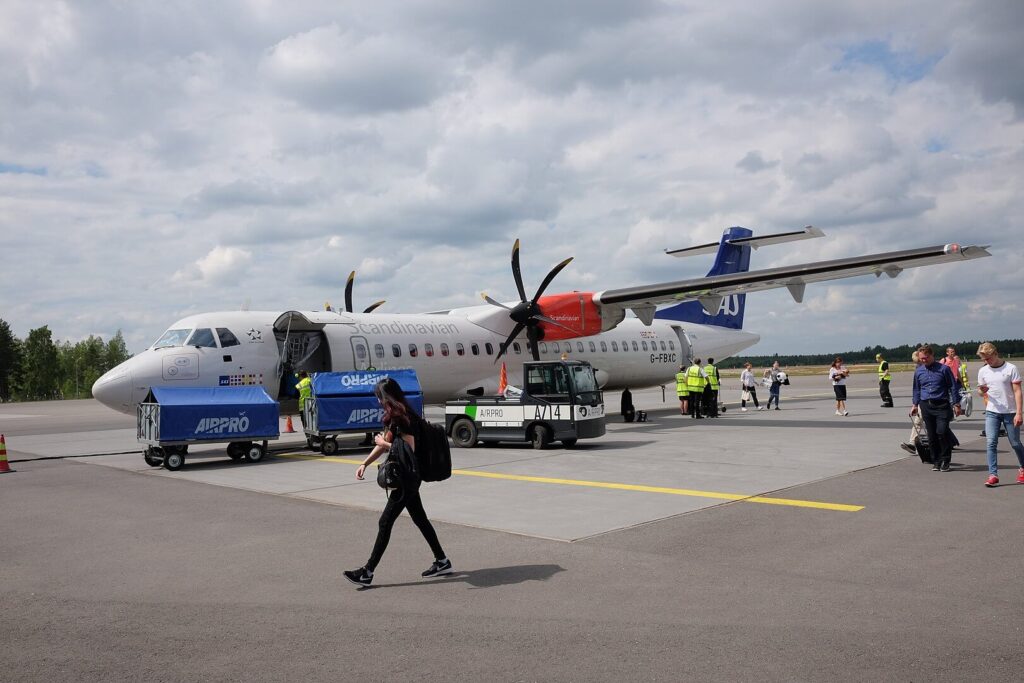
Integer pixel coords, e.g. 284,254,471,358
669,340,676,350
660,341,667,351
409,344,418,358
642,341,648,351
540,342,548,354
513,342,522,354
589,341,596,352
355,343,368,361
577,342,584,353
392,344,402,358
425,343,434,357
471,343,480,356
551,342,560,353
217,328,240,347
187,328,217,348
600,341,607,352
632,341,639,352
374,344,385,359
440,343,449,357
456,343,465,356
611,341,618,352
485,342,494,355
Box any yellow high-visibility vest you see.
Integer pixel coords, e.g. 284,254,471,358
296,376,312,408
959,363,970,390
704,364,720,390
675,371,689,397
686,365,705,391
878,361,891,381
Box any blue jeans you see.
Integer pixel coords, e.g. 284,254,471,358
768,383,780,408
984,411,1024,477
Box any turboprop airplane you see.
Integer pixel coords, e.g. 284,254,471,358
92,227,989,419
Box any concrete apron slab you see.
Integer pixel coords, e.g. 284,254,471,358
77,371,986,541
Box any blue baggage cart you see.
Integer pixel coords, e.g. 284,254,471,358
302,369,423,455
137,386,280,470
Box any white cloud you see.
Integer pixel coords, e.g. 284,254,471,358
1,0,1021,356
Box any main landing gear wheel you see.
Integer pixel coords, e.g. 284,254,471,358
530,425,550,450
320,437,339,455
621,388,636,423
143,447,162,467
450,418,478,448
244,443,266,463
163,446,185,471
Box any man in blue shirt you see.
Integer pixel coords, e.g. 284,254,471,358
911,345,963,471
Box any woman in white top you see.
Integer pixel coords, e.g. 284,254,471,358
829,357,850,416
740,362,762,411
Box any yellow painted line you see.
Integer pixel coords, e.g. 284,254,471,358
276,452,863,512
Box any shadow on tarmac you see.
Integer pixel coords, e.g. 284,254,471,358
359,563,566,591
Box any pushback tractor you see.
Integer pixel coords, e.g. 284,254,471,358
445,360,605,449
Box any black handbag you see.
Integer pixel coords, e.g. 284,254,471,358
376,433,420,490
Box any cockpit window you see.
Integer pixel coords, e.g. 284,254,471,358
187,328,217,348
153,328,192,349
217,328,240,347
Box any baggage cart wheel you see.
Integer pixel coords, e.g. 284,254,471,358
561,438,578,448
163,447,185,471
529,425,550,450
244,443,265,463
143,447,163,467
226,442,248,461
450,418,478,448
320,437,339,455
306,436,321,452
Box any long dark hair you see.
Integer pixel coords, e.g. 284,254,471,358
374,378,418,431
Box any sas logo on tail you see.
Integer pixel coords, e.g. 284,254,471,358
701,295,741,317
348,408,385,424
195,416,251,434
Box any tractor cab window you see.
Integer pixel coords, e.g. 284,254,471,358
187,328,217,348
217,328,240,347
570,364,601,404
153,328,192,349
525,363,571,399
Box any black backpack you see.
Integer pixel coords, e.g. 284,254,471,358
416,421,452,482
377,436,420,490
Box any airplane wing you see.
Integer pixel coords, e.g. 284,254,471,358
593,243,990,323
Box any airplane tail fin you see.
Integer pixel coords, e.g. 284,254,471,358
653,227,752,330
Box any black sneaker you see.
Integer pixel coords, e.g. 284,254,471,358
422,558,453,578
940,462,951,472
932,464,941,471
900,442,917,455
343,567,373,587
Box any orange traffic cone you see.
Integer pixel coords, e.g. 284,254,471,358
284,415,296,433
0,434,13,474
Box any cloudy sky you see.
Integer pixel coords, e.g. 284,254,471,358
2,0,1022,355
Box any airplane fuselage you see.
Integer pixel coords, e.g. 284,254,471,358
92,309,759,414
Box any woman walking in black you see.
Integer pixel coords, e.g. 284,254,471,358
343,378,451,587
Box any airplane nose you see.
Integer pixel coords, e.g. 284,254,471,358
92,366,134,413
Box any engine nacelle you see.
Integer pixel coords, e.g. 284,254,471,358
535,292,603,340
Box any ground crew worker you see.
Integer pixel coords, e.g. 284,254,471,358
295,371,312,429
704,358,720,417
686,358,707,419
958,361,970,392
675,365,689,416
877,353,894,407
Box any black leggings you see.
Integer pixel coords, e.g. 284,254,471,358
366,487,445,572
742,386,759,408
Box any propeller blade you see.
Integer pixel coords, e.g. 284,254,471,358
495,322,526,363
532,257,574,301
526,326,541,361
511,239,527,302
344,271,356,313
534,314,577,335
362,300,386,314
481,293,512,310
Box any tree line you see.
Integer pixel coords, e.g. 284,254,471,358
0,318,132,402
716,339,1024,369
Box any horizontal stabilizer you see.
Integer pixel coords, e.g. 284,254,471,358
665,226,824,258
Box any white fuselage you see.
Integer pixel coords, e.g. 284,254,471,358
92,308,759,414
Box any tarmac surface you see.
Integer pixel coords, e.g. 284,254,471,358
3,370,1023,681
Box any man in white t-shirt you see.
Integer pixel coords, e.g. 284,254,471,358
976,342,1024,487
